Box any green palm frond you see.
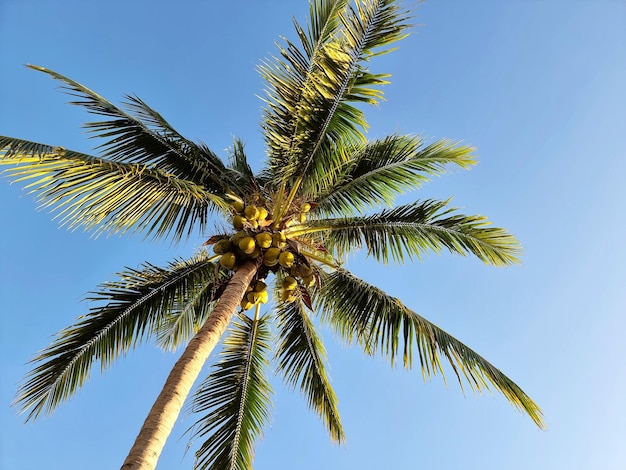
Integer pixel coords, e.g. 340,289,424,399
293,199,521,266
260,0,347,166
274,296,344,443
1,137,225,240
318,269,545,428
188,313,273,470
295,0,348,59
14,255,223,421
226,138,260,195
154,262,232,352
260,0,411,193
25,64,236,194
314,136,475,214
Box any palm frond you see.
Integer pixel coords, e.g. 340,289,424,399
274,297,344,442
317,269,545,428
293,199,521,266
294,0,348,59
154,261,231,352
14,254,223,421
187,313,273,470
1,137,225,240
314,136,475,214
226,138,260,195
260,0,411,193
25,64,237,194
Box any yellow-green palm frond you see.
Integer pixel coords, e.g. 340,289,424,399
26,64,237,193
260,0,411,193
1,137,225,240
274,297,345,443
187,313,273,470
15,255,226,421
296,199,521,266
314,136,476,214
226,138,261,196
318,269,545,429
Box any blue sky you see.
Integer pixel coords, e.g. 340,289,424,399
1,1,625,469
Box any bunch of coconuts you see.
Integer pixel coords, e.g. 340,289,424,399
211,200,314,310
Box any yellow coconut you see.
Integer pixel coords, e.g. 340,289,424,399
232,201,245,213
257,290,269,304
263,247,281,266
238,236,256,254
302,274,315,288
257,207,269,221
282,276,298,291
301,202,311,213
219,252,237,269
233,215,247,229
244,205,259,220
278,251,295,268
281,290,296,302
255,232,273,249
254,280,267,292
241,299,254,311
231,231,248,245
272,231,287,248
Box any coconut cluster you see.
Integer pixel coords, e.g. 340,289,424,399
212,201,315,310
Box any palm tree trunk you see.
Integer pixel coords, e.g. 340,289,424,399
120,260,259,470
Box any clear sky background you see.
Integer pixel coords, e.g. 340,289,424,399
1,1,625,469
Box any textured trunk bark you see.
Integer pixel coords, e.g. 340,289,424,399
120,260,259,470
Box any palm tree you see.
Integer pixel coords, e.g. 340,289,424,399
1,1,544,469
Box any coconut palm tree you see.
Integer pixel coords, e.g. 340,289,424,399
1,1,544,469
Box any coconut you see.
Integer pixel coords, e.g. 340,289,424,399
244,246,262,259
301,202,311,213
238,237,256,254
281,290,296,302
298,264,313,277
263,247,281,266
257,207,269,221
282,276,298,291
232,201,245,213
231,231,248,245
219,252,237,269
255,232,273,249
278,251,295,268
257,290,269,304
302,274,315,288
272,231,287,248
233,215,247,229
244,205,259,220
254,280,267,292
213,238,232,255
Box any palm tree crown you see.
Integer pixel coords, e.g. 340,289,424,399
1,1,544,469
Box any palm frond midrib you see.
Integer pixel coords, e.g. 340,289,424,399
38,261,211,394
228,314,261,470
293,6,374,179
